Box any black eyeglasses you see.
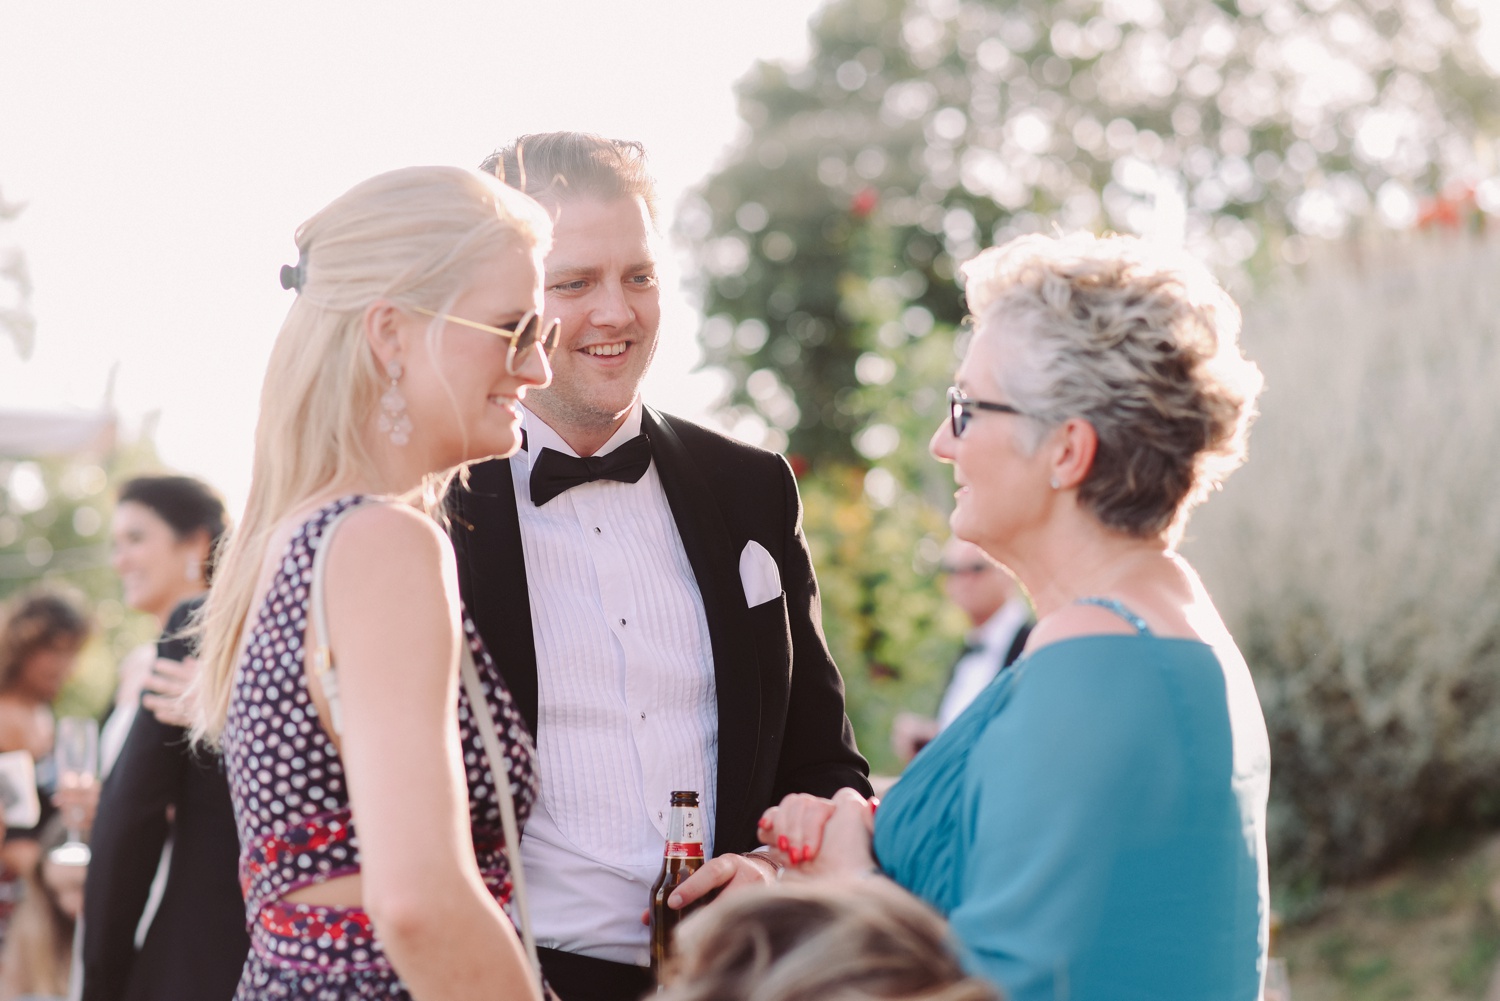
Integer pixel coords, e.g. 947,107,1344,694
938,561,992,576
948,386,1026,438
412,307,561,375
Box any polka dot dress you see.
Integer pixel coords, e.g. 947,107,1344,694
222,496,538,999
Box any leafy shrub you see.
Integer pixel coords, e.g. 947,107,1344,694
1186,233,1500,883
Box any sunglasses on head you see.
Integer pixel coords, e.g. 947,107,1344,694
412,307,561,375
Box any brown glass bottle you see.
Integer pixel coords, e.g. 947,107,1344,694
649,790,705,985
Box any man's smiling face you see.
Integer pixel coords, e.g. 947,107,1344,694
522,194,662,452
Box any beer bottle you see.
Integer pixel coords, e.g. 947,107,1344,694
649,790,705,984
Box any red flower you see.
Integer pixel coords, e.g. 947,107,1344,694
788,454,811,479
850,187,879,219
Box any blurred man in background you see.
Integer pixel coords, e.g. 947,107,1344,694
891,538,1031,764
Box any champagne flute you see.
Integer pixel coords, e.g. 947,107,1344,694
48,716,98,868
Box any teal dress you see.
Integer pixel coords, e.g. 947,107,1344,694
873,601,1270,1001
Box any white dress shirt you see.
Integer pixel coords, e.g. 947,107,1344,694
936,598,1030,730
511,403,718,966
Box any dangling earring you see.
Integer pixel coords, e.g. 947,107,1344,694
378,360,413,447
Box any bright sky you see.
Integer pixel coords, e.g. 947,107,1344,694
0,0,824,513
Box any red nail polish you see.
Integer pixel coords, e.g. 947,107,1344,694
757,816,770,828
790,847,802,864
778,835,789,852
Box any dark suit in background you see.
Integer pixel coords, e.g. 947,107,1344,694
81,598,248,1001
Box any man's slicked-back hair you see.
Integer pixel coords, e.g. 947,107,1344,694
481,132,659,224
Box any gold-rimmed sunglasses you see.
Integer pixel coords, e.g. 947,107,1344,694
412,306,561,375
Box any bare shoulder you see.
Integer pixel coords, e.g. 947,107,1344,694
317,505,458,669
323,503,451,579
1027,602,1142,653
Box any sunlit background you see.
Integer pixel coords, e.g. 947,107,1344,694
7,1,1500,994
0,0,839,511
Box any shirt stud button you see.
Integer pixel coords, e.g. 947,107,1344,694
620,618,627,626
640,712,646,720
594,526,601,534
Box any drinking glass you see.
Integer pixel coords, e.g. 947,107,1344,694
48,716,98,868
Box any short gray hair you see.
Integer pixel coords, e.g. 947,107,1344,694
962,232,1264,539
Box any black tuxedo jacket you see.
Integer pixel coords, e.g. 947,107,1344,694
449,407,871,854
81,599,248,1001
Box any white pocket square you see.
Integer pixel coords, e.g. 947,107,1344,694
740,540,782,607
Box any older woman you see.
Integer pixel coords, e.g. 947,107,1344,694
759,233,1269,1000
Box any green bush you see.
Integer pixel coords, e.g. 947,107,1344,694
1186,233,1500,883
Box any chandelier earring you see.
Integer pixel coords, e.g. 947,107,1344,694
378,360,413,447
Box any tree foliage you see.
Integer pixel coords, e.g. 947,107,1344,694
683,0,1500,464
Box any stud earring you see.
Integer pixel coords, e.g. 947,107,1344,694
185,558,202,584
1050,476,1061,490
378,360,413,447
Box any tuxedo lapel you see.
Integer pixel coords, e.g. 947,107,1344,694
450,457,541,732
643,408,762,849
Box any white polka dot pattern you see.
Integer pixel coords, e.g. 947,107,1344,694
222,496,538,998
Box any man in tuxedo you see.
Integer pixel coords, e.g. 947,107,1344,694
448,132,871,1001
890,538,1032,764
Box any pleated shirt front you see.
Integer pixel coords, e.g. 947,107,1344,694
510,403,718,965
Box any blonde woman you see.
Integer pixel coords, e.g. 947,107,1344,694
193,166,554,1000
761,233,1269,1001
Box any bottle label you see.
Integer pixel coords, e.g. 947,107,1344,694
664,841,705,858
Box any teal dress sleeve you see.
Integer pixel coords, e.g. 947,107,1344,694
873,636,1269,1001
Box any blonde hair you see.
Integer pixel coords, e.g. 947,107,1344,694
659,879,999,1001
962,232,1264,541
193,166,550,743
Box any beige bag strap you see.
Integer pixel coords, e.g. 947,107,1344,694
459,646,543,993
310,502,544,994
308,503,364,736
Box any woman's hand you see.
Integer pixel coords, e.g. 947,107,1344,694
758,787,877,878
141,656,201,728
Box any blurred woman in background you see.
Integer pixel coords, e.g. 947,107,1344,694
82,474,242,1001
0,590,91,955
761,232,1270,1001
98,475,226,771
0,819,81,1001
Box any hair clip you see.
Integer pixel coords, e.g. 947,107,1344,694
279,247,308,292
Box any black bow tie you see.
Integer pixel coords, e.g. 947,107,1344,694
529,433,652,506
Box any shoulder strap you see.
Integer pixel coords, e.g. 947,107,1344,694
308,502,366,737
1073,596,1152,636
310,500,543,992
458,647,543,993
